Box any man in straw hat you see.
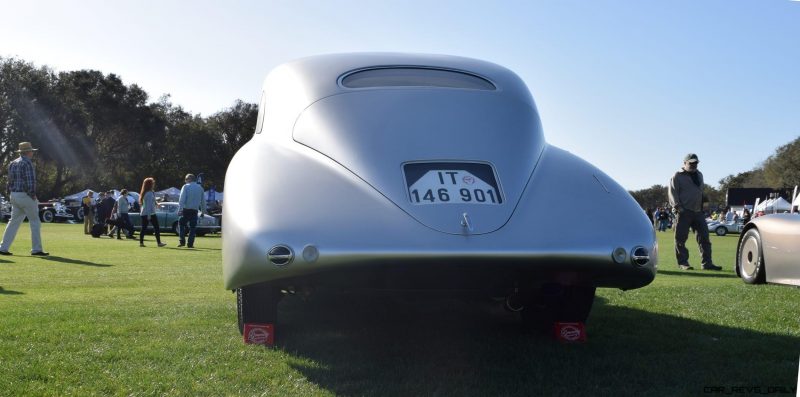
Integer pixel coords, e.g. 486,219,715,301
0,142,49,256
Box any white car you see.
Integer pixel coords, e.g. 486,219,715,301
706,219,745,236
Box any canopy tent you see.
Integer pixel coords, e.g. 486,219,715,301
104,190,140,206
156,187,181,202
151,187,224,204
64,189,97,202
204,190,223,203
755,197,792,213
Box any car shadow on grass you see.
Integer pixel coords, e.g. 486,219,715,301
35,256,112,267
269,293,798,396
658,270,739,279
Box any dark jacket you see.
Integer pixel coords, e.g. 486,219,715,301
97,197,116,220
668,169,706,212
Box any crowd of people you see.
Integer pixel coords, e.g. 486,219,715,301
647,205,753,233
1,141,210,255
81,174,208,248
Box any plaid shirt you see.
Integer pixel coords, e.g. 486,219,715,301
7,155,36,198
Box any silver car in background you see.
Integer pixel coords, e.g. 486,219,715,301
223,53,657,335
707,219,745,236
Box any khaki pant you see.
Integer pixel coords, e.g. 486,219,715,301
0,192,43,253
84,209,94,234
674,209,712,266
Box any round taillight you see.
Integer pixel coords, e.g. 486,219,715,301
612,247,627,264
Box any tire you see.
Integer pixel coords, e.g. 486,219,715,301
738,229,766,284
521,285,596,333
715,226,727,236
75,208,84,222
236,283,283,335
41,209,55,223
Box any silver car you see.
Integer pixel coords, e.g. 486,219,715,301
736,213,800,286
223,53,657,335
129,202,220,236
707,219,745,236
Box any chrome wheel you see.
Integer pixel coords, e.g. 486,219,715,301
738,229,765,284
41,210,55,223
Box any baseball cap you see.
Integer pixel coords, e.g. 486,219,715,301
684,153,699,163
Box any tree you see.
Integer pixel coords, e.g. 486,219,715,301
718,169,768,192
762,137,800,189
629,185,668,210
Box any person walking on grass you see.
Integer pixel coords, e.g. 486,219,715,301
0,142,49,256
668,153,721,271
82,191,95,235
177,173,206,248
112,189,134,240
139,177,166,248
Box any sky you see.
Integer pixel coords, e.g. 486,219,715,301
1,0,798,191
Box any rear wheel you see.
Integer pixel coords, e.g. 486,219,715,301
236,283,283,335
715,226,727,236
738,229,766,284
521,285,596,333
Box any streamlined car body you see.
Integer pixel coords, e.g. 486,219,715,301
223,53,657,335
736,213,800,286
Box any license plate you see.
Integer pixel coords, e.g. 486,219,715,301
404,162,503,205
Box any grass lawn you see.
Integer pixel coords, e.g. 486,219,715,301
0,223,798,396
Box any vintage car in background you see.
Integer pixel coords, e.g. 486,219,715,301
129,202,220,236
224,53,657,336
736,213,799,286
38,200,75,223
62,198,85,222
1,195,10,222
706,219,745,236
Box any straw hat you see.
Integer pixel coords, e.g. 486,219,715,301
16,142,39,153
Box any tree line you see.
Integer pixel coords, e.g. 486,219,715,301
0,57,257,199
4,56,797,208
629,136,800,210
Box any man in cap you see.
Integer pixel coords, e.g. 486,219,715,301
0,142,49,256
668,153,719,270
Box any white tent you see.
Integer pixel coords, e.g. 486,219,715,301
107,190,139,206
205,190,223,203
756,197,792,213
156,187,181,202
64,189,97,202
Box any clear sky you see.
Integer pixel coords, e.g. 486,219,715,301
1,0,798,191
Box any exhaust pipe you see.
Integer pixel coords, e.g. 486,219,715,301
504,294,525,312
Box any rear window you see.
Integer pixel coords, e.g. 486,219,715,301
341,67,495,90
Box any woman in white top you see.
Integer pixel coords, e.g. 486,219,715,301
139,177,166,247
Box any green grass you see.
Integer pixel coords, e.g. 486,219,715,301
0,224,798,396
